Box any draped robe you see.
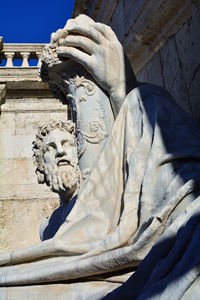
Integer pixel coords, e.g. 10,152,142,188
1,84,200,299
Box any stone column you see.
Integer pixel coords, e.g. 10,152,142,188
4,52,15,67
21,52,30,67
36,52,42,67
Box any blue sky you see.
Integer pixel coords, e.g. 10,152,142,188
0,0,75,43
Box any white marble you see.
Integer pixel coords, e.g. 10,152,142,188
0,14,200,300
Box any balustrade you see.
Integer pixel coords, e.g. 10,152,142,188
0,43,45,68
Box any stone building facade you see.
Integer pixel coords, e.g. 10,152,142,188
0,0,200,251
73,0,200,123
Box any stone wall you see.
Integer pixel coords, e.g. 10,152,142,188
137,8,200,124
0,64,67,251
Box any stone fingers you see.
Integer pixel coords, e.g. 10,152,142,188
64,19,105,45
67,15,119,45
57,46,92,70
73,14,96,25
94,22,118,42
51,29,68,44
59,35,97,55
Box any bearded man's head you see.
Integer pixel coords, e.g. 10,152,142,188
32,120,79,197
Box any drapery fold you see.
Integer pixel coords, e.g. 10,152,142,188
1,84,200,299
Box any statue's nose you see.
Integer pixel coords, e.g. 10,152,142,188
55,143,66,157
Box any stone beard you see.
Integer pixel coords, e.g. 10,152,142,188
32,121,79,199
44,158,79,194
41,126,79,198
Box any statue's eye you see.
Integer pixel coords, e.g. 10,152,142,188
62,140,68,146
62,139,74,146
44,143,55,152
62,139,75,147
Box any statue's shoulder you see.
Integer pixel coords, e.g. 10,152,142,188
124,82,193,124
127,82,173,101
125,82,198,131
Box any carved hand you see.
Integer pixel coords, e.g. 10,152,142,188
54,15,126,116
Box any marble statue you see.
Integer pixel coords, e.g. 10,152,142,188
0,15,200,300
32,120,80,240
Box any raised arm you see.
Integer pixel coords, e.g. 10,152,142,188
52,15,134,116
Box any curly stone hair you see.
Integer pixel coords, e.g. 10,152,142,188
32,120,76,184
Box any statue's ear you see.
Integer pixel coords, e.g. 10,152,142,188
35,169,45,184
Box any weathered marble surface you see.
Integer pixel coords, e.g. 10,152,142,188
0,14,200,300
0,281,121,300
